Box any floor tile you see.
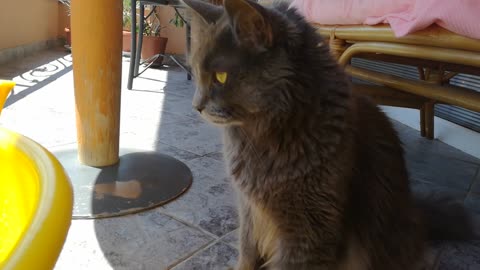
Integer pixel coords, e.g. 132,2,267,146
220,229,239,249
155,142,201,162
171,241,238,270
469,213,480,239
55,211,214,270
425,241,445,270
131,66,194,99
1,106,77,148
205,152,225,162
160,171,239,237
158,156,235,238
398,129,480,165
118,136,201,164
435,241,480,270
465,194,480,215
161,93,204,122
469,170,480,194
185,156,229,180
120,112,193,144
121,105,191,126
410,180,468,202
405,151,478,191
155,119,223,156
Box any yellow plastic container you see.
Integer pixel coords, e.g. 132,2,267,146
0,80,73,270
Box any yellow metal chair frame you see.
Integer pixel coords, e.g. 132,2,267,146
315,24,480,139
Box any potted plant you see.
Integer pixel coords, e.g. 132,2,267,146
169,12,185,28
141,15,168,65
122,0,133,52
58,0,71,48
123,2,186,66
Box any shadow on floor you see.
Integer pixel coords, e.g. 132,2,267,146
3,50,72,108
88,63,238,269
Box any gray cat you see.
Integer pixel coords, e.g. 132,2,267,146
182,0,476,269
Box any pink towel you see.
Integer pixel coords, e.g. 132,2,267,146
290,0,480,39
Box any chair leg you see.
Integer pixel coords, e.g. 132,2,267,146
127,0,137,90
420,106,426,137
134,4,145,77
424,101,435,140
186,23,192,80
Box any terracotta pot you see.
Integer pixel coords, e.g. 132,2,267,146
122,31,132,52
65,28,71,46
141,36,168,65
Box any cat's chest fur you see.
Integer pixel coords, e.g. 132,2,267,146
249,201,279,261
222,125,354,264
222,126,310,200
223,127,286,260
222,124,341,199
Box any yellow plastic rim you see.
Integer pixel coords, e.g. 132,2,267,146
0,130,41,264
0,80,73,270
0,128,73,270
0,80,15,115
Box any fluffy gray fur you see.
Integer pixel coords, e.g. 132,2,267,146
182,0,476,269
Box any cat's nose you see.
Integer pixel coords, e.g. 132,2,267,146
192,90,206,113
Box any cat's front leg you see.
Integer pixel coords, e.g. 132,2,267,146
235,196,263,270
266,212,340,270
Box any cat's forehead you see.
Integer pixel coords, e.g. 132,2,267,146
190,14,234,67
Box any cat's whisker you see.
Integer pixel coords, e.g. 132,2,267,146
238,126,263,163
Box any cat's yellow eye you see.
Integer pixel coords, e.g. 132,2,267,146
215,72,228,84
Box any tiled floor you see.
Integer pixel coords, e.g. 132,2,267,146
1,48,480,269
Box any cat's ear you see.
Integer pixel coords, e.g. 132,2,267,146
224,0,273,50
183,0,223,25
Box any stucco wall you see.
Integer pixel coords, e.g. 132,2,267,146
156,6,186,55
0,0,61,50
0,2,186,55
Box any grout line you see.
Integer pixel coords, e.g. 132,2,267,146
166,238,222,270
223,242,238,251
201,151,224,159
156,141,202,159
153,140,205,159
464,166,480,202
155,209,240,252
155,210,221,240
217,229,239,250
153,131,224,161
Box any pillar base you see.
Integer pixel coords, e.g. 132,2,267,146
53,147,192,219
